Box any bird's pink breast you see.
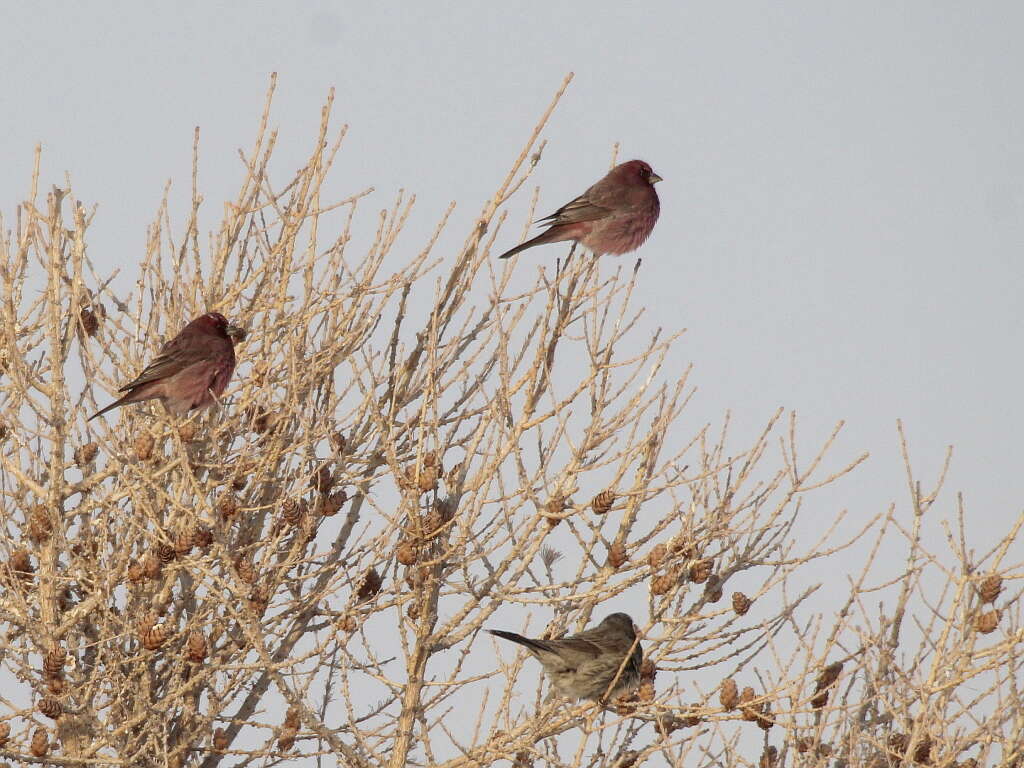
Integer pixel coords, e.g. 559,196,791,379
584,204,659,255
162,360,235,414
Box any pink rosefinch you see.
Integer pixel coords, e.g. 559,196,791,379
89,312,245,421
488,612,643,701
497,160,662,260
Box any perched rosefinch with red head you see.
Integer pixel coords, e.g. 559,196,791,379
89,312,245,421
488,612,643,701
497,160,662,260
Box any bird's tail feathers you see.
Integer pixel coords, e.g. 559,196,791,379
496,240,532,260
488,629,551,654
88,388,149,421
88,396,128,421
496,230,559,259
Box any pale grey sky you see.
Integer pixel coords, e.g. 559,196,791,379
4,2,1020,538
2,0,1022,755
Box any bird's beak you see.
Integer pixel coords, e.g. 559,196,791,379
226,325,247,343
649,172,663,184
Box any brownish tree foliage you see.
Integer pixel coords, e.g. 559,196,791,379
0,76,1019,767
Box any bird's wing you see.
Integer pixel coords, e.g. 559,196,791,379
574,624,636,655
537,192,613,227
552,636,604,659
117,337,216,391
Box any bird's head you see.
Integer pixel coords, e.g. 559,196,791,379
197,312,247,343
602,612,637,636
618,159,663,187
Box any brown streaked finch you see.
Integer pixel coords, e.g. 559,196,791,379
497,160,662,260
488,612,643,701
89,312,246,421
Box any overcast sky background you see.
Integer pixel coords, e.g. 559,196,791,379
4,2,1020,534
2,0,1022,753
